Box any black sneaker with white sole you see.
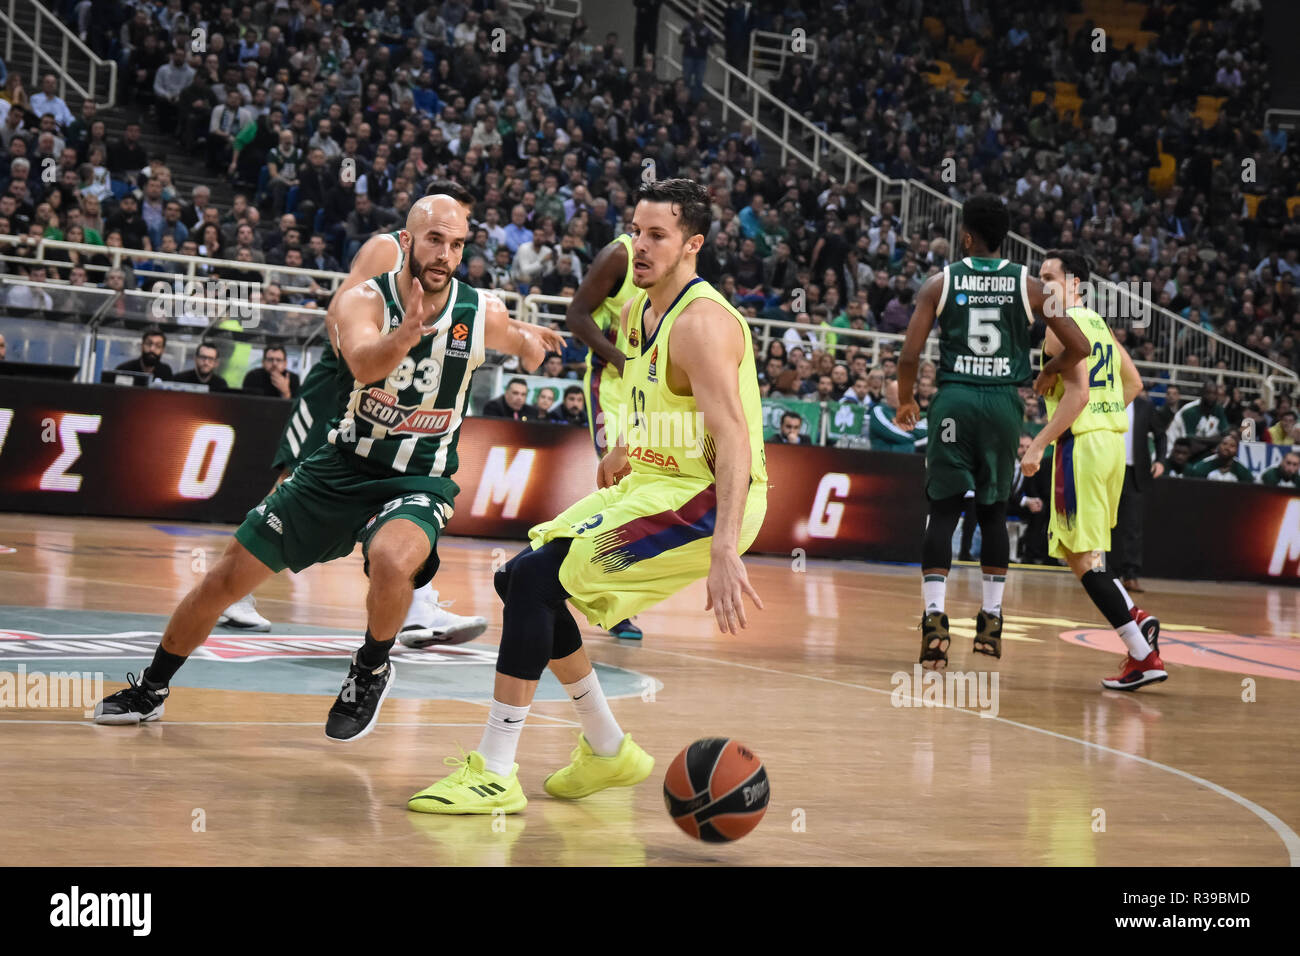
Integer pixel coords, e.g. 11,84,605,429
94,672,170,724
325,653,395,742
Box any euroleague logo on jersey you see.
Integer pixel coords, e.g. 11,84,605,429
647,345,659,383
449,322,470,353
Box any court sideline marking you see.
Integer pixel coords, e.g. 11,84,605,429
617,644,1300,866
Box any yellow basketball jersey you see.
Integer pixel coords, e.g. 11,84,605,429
618,277,767,484
591,234,637,349
1044,306,1128,435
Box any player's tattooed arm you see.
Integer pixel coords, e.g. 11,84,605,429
671,300,764,635
1022,326,1089,477
896,272,942,430
322,231,406,354
328,280,418,383
1027,277,1090,393
482,294,567,372
565,239,629,374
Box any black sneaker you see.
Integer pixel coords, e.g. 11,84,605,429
973,609,1003,659
919,611,950,670
325,652,395,742
94,672,169,725
608,618,643,641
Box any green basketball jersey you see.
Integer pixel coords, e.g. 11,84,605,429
329,271,487,477
1043,306,1128,435
935,256,1033,386
284,229,408,461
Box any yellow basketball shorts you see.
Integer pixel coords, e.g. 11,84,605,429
582,362,626,456
1047,428,1125,559
529,470,769,629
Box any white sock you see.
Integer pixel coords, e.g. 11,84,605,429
563,671,625,756
1117,621,1152,660
477,700,530,775
982,574,1006,615
1113,578,1135,611
922,574,946,613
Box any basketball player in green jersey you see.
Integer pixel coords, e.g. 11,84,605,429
1022,250,1167,690
219,186,488,647
565,232,645,640
897,196,1089,671
407,179,769,814
94,191,566,739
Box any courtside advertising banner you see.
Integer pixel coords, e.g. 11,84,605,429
0,379,1294,582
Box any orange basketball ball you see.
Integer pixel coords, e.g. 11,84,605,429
663,738,770,842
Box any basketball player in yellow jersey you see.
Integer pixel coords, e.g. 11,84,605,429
1022,250,1167,691
408,179,769,814
564,233,645,640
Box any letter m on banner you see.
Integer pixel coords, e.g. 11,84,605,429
470,447,536,519
1269,500,1300,577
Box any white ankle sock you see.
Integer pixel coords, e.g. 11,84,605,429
563,671,624,756
1117,621,1152,660
982,573,1006,615
477,700,530,775
922,575,946,613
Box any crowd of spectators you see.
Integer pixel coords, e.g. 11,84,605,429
0,0,1295,468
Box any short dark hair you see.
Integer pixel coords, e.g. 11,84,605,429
635,178,711,240
1043,248,1091,280
424,179,475,208
196,341,219,357
506,377,527,389
264,345,286,358
781,411,803,426
564,385,583,398
543,351,562,363
141,325,166,344
960,195,1009,252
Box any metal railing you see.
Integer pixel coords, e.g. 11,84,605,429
655,21,1298,393
747,29,818,80
1,0,118,109
1264,108,1300,132
660,17,896,216
506,0,582,20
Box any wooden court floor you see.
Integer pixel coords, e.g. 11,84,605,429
1,513,1297,867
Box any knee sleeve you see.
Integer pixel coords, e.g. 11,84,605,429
493,546,533,602
922,495,965,570
975,500,1009,568
496,540,572,681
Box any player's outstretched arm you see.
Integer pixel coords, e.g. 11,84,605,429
1022,326,1089,476
323,232,406,352
1027,277,1090,392
896,272,942,429
1116,340,1142,407
328,280,417,383
672,301,764,635
565,239,629,374
482,294,567,372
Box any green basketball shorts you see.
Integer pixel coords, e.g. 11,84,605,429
924,382,1025,505
235,443,458,588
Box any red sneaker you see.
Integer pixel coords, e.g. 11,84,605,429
1131,607,1159,653
1101,651,1168,691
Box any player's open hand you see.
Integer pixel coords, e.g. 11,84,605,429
895,400,921,430
533,324,567,358
1021,443,1045,477
1033,369,1059,395
597,446,631,488
705,549,763,635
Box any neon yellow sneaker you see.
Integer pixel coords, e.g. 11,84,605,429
407,751,528,814
543,733,655,800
